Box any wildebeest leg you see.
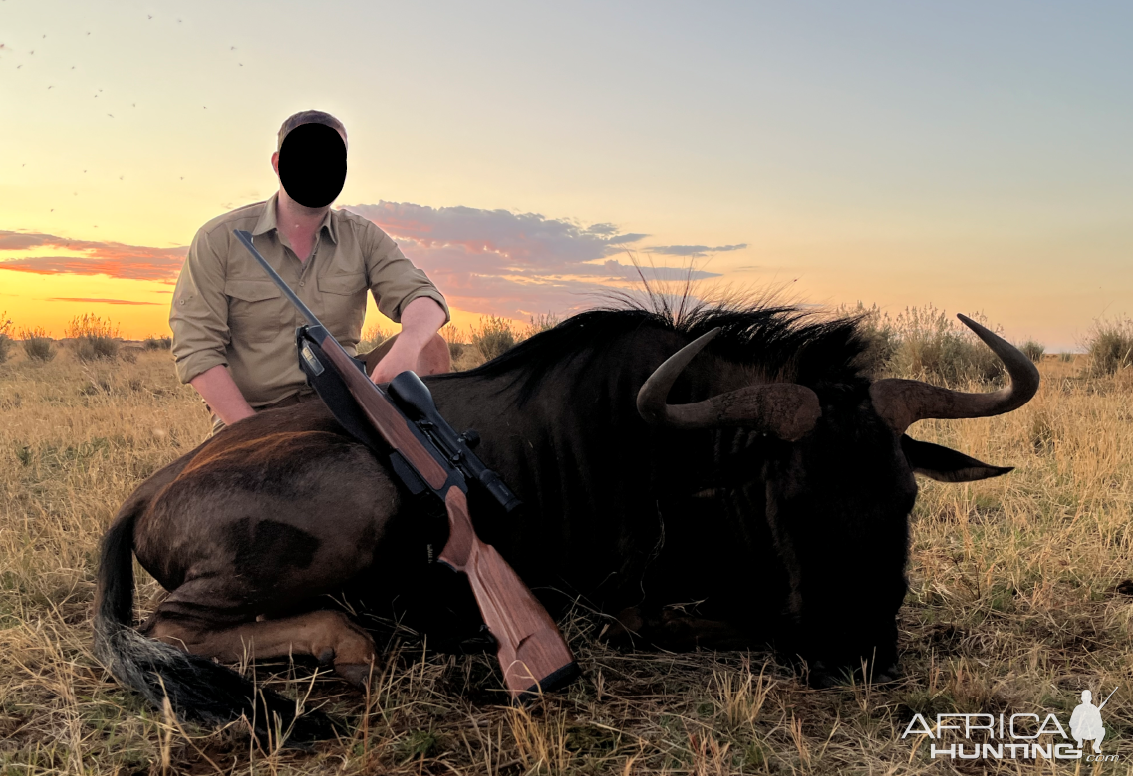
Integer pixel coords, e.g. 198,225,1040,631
145,610,377,687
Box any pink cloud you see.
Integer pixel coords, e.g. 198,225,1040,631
0,230,187,282
343,202,722,319
0,205,732,320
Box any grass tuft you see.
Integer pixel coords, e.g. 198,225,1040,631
0,312,13,365
66,313,121,362
21,327,56,362
1084,316,1133,376
470,316,518,362
1019,339,1045,363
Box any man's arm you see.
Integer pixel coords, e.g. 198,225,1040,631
171,227,258,424
363,223,451,383
370,296,447,384
190,365,257,425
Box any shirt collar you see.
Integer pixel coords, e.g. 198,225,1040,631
251,192,339,245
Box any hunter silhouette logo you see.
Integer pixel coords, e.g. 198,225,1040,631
1071,688,1115,754
901,687,1120,762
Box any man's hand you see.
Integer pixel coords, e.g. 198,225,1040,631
189,365,257,426
370,336,422,384
370,297,447,384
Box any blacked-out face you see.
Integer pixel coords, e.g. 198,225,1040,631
755,388,918,675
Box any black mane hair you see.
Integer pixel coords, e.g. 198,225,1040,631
433,290,874,405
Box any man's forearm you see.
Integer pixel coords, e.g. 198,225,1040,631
189,365,257,426
398,297,448,346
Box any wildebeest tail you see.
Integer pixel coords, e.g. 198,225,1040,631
93,501,336,743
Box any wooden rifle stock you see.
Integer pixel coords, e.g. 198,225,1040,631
317,340,578,700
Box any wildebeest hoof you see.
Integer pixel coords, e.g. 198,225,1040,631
599,607,648,649
336,662,374,688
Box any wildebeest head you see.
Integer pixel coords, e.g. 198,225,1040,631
634,312,1039,676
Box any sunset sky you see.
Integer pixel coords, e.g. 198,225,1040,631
3,1,1131,350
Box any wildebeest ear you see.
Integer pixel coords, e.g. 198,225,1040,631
901,434,1013,482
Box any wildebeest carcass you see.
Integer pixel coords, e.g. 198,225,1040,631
94,297,1038,739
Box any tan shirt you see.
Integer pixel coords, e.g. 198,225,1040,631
170,193,449,406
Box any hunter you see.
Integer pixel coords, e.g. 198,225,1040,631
170,110,450,435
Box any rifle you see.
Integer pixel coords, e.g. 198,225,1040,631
233,229,579,701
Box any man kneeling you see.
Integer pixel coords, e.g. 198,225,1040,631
169,109,450,435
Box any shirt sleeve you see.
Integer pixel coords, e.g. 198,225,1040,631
364,225,450,325
170,226,231,384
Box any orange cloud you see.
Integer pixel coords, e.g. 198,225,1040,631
0,230,187,282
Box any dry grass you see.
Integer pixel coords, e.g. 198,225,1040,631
64,314,122,363
0,312,14,365
20,327,57,363
2,344,1132,774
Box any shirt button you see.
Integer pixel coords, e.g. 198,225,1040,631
300,281,305,287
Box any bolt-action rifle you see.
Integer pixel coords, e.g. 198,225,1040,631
234,229,579,701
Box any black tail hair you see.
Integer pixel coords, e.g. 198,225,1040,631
93,502,337,744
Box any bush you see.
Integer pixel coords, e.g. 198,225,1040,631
1019,340,1045,363
143,335,171,350
837,303,1006,385
0,313,12,365
838,302,897,377
20,327,55,362
1084,317,1133,376
471,316,517,361
66,313,121,362
1060,352,1075,363
885,305,1005,385
358,322,390,354
523,312,561,340
438,323,465,361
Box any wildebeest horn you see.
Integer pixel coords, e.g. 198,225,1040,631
637,328,822,440
869,313,1040,434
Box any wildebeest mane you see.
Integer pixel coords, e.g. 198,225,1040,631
434,290,873,405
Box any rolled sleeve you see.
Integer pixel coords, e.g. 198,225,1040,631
170,227,231,384
365,229,450,325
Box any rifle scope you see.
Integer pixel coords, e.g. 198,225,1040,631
388,372,523,514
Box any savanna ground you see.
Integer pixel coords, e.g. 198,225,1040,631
1,310,1132,775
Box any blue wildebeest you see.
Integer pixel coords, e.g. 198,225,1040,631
94,297,1038,739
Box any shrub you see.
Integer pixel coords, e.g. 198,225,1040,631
886,305,1005,385
471,316,517,361
143,335,171,350
837,302,897,377
1019,340,1045,364
1059,352,1075,363
20,327,55,362
523,312,561,340
0,313,12,365
438,323,465,361
1083,317,1133,376
837,303,1007,385
66,313,121,362
358,322,390,354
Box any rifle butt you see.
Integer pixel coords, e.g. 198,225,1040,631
439,489,579,701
